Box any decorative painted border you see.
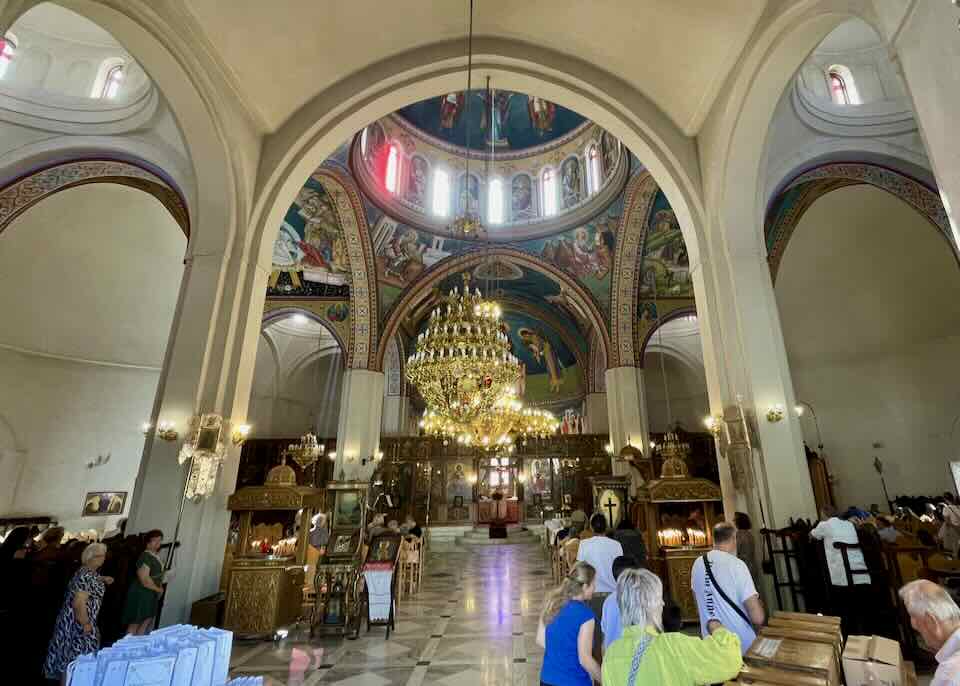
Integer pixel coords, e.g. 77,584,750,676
374,247,610,372
766,162,954,279
609,172,659,367
0,159,189,237
311,169,379,369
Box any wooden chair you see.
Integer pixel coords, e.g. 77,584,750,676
397,537,422,599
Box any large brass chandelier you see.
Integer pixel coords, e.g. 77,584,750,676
407,273,560,448
407,273,523,428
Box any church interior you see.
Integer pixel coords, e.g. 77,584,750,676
0,2,959,685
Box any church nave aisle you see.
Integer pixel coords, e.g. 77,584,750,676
228,543,550,685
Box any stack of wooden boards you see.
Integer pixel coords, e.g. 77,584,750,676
724,611,918,686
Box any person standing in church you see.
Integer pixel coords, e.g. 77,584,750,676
576,513,623,657
43,543,113,682
811,506,871,633
537,561,602,686
691,522,764,656
121,529,165,636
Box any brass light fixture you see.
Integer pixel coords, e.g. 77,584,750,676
284,432,322,469
408,272,523,431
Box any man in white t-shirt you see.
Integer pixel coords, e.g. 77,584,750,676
691,521,765,655
576,513,624,594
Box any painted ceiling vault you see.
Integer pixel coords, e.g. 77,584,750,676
265,89,697,393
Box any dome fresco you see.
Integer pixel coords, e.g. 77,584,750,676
397,90,587,152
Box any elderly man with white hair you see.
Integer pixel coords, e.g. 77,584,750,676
900,579,960,685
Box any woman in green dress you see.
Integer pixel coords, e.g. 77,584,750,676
122,529,165,635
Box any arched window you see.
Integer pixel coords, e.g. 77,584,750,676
488,178,504,224
586,144,602,195
827,65,860,105
385,144,400,194
541,168,558,217
92,60,125,99
0,35,16,79
432,169,450,217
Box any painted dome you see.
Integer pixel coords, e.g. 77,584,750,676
352,92,628,240
397,90,587,152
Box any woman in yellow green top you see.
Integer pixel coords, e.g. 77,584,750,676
601,568,743,686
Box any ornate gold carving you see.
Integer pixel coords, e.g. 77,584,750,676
226,569,281,634
665,551,701,622
648,478,721,503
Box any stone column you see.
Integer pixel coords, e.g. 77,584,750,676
582,392,608,434
126,249,270,624
334,369,385,481
692,246,816,527
890,1,960,252
605,366,650,480
381,395,413,435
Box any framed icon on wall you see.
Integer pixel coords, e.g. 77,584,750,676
82,491,127,516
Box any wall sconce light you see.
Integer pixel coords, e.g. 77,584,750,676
649,440,657,450
604,442,614,455
703,415,723,437
327,451,337,462
141,422,152,436
468,474,478,485
156,420,178,442
518,473,528,484
794,404,805,417
766,404,785,423
231,424,251,446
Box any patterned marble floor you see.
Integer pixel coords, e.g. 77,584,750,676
228,542,551,685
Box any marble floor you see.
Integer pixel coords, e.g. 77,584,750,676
228,542,551,685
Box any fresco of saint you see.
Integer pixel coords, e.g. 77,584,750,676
519,327,563,393
295,186,350,285
512,175,533,219
561,157,582,208
406,156,428,207
528,97,556,134
439,92,464,129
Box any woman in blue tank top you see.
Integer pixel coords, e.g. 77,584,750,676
537,561,602,686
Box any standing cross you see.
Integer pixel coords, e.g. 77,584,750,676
604,496,618,527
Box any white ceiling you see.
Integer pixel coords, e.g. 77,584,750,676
776,184,960,364
814,17,883,55
16,3,122,48
180,0,767,134
0,184,186,365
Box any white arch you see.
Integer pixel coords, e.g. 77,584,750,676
249,38,708,296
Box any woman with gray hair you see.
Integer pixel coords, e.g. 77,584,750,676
43,542,114,682
602,568,742,686
899,579,960,685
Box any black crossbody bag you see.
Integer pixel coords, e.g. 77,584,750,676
702,553,753,627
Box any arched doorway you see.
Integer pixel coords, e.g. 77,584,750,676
775,183,960,509
0,181,186,530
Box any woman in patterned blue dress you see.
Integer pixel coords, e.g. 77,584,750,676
43,542,114,682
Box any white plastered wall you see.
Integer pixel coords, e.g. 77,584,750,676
776,184,960,509
246,319,344,439
0,184,185,531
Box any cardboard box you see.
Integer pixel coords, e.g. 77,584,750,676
734,664,830,685
745,636,841,686
842,635,903,686
772,611,842,628
759,625,843,671
768,616,844,640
